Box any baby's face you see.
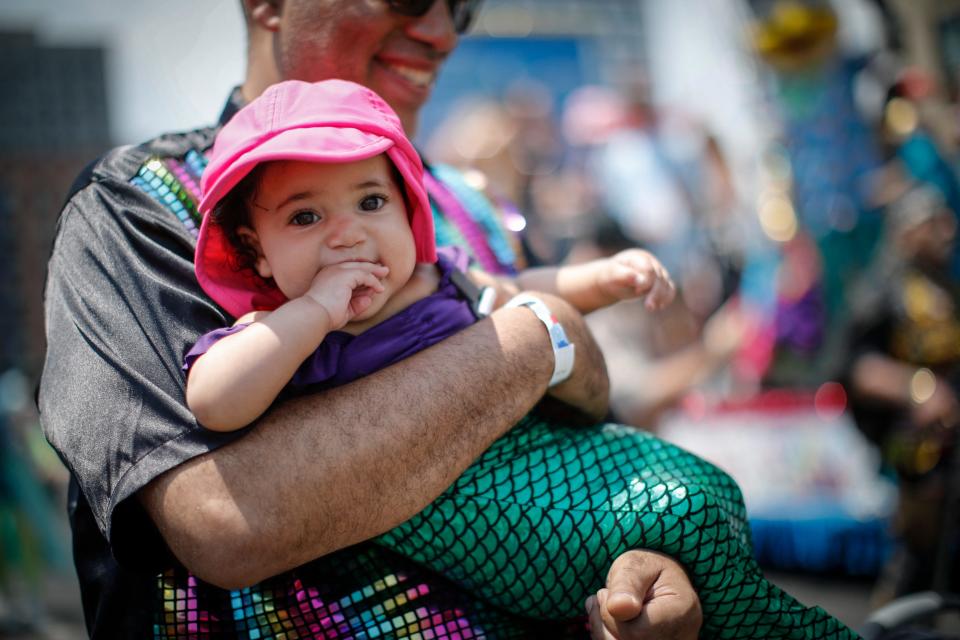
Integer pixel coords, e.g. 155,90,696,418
245,155,416,321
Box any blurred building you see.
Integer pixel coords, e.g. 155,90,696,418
419,0,647,146
0,30,111,376
476,0,646,80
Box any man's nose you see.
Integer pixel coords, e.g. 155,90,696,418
406,0,458,55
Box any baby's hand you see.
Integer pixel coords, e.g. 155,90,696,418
303,261,389,330
598,249,675,311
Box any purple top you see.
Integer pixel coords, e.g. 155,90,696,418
184,247,479,391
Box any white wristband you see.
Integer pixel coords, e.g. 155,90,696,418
505,293,576,387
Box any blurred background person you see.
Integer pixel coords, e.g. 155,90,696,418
846,184,960,601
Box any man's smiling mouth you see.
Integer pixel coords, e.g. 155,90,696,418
380,61,435,89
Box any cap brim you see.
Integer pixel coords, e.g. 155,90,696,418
198,127,394,215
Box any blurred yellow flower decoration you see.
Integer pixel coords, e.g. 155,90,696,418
751,0,838,71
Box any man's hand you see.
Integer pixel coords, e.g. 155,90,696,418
586,549,702,640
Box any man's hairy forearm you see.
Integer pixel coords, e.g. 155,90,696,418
141,301,605,588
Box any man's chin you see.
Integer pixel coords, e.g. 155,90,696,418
369,71,430,136
399,112,419,138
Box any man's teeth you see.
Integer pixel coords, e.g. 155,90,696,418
389,65,433,87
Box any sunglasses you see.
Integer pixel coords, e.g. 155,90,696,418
387,0,483,34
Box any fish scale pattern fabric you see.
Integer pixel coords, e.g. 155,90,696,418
378,416,860,639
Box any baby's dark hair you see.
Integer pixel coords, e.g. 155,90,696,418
210,164,268,284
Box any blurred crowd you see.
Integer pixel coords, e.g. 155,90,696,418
425,0,960,608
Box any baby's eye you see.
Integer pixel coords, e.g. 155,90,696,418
291,210,320,226
359,195,386,212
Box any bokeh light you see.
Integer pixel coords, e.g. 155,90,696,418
909,367,937,405
884,97,918,137
814,382,847,420
758,194,799,242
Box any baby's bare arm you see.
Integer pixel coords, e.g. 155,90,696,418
516,251,675,314
472,250,674,316
186,297,334,431
187,261,389,431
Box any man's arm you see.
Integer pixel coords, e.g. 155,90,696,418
141,293,609,588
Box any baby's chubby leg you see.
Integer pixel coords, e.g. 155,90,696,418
379,418,745,618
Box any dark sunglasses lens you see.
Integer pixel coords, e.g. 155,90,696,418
388,0,481,34
449,0,480,33
387,0,434,17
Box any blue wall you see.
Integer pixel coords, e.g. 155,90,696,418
417,35,599,145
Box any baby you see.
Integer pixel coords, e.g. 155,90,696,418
184,79,857,639
186,80,673,432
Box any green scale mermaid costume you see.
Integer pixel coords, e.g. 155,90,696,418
378,415,860,639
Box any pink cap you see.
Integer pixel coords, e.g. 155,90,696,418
196,79,437,317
